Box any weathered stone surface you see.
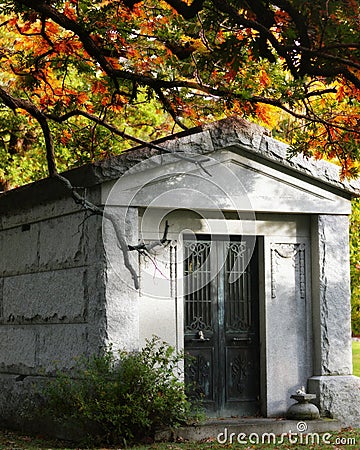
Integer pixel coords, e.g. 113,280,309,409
0,374,38,425
0,374,62,434
2,268,87,323
38,213,86,268
0,176,101,218
0,328,37,369
1,195,85,229
0,223,39,275
204,117,360,196
207,116,267,153
103,206,139,351
0,324,89,375
37,324,89,372
308,375,360,427
0,277,3,319
312,215,353,375
82,213,105,265
95,129,214,183
82,262,107,349
163,127,214,155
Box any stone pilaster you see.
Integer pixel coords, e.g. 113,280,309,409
309,215,360,427
311,215,352,375
102,206,139,352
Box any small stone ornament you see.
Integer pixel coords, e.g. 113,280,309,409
286,387,320,420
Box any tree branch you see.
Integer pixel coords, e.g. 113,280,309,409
296,46,360,73
15,0,120,90
0,86,57,176
128,220,170,253
0,87,141,288
210,0,299,77
165,0,204,19
53,173,140,289
154,87,188,130
45,109,211,164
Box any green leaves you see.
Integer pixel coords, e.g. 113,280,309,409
1,0,360,184
350,199,360,336
39,337,201,445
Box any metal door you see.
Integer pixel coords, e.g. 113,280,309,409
184,235,260,417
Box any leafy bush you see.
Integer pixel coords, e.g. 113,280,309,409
41,337,201,445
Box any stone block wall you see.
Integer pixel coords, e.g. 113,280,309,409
0,190,107,428
0,194,106,374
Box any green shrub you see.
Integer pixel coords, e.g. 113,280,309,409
40,337,201,445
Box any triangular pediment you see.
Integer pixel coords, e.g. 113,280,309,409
102,148,351,214
1,116,358,215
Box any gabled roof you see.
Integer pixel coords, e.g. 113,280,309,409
0,116,359,213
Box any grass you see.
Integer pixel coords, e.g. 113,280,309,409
0,428,359,450
353,340,360,376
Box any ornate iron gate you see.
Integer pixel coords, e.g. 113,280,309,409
183,235,260,417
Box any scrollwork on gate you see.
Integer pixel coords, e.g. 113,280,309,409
185,353,211,400
186,316,212,332
230,353,253,395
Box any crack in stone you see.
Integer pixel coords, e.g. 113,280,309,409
318,217,330,374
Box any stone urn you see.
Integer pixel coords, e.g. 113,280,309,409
286,389,320,420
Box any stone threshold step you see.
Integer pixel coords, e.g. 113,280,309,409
155,418,342,442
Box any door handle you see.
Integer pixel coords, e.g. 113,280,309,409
232,337,252,344
192,330,210,342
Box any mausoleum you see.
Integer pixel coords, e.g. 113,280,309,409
0,116,359,428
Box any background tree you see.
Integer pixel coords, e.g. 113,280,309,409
0,0,360,185
0,1,359,325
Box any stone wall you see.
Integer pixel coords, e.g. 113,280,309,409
0,188,107,428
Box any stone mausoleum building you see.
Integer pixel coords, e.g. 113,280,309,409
0,116,359,428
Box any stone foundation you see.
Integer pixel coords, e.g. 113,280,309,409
308,375,360,427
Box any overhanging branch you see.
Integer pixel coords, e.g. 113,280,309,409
45,109,212,167
128,220,170,253
0,89,212,290
54,172,140,289
0,86,57,176
0,87,141,288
